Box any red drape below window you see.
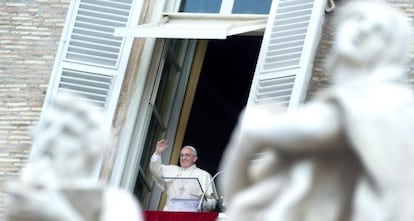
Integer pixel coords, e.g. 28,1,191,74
144,210,219,221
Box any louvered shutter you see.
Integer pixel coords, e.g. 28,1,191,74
247,0,326,111
41,0,141,124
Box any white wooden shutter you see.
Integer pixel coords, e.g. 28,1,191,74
247,0,326,111
41,0,141,124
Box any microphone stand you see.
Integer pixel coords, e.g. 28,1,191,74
197,170,223,212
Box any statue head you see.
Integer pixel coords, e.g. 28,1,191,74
328,0,412,81
22,92,111,185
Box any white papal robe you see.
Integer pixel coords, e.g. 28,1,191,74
150,154,217,212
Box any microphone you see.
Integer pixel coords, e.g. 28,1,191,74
197,170,223,212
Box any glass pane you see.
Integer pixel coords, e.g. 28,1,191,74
135,170,151,205
232,0,271,14
139,113,164,172
154,56,180,120
135,39,195,208
151,43,181,124
136,40,185,206
136,113,164,204
179,0,222,13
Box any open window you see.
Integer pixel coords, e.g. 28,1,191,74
114,0,327,211
114,0,327,110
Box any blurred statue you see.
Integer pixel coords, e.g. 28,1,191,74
5,93,143,221
220,1,414,221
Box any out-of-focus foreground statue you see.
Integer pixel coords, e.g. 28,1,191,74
220,1,414,220
5,93,143,221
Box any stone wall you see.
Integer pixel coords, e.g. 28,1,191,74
0,0,70,215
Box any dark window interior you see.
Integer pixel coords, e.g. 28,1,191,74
182,35,262,178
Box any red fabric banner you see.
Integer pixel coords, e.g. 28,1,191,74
144,211,219,221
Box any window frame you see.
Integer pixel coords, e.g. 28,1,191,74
111,0,328,211
114,12,268,39
167,0,239,14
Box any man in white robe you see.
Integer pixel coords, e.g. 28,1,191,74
150,139,217,212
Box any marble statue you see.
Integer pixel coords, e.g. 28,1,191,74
5,93,143,221
220,1,414,220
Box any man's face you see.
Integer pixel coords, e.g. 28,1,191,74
179,147,197,168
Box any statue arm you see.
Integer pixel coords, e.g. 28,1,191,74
220,101,342,200
5,182,84,221
238,101,342,153
102,188,144,221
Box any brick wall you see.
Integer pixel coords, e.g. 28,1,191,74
0,0,70,214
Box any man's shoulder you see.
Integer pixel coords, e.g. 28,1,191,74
194,167,212,176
